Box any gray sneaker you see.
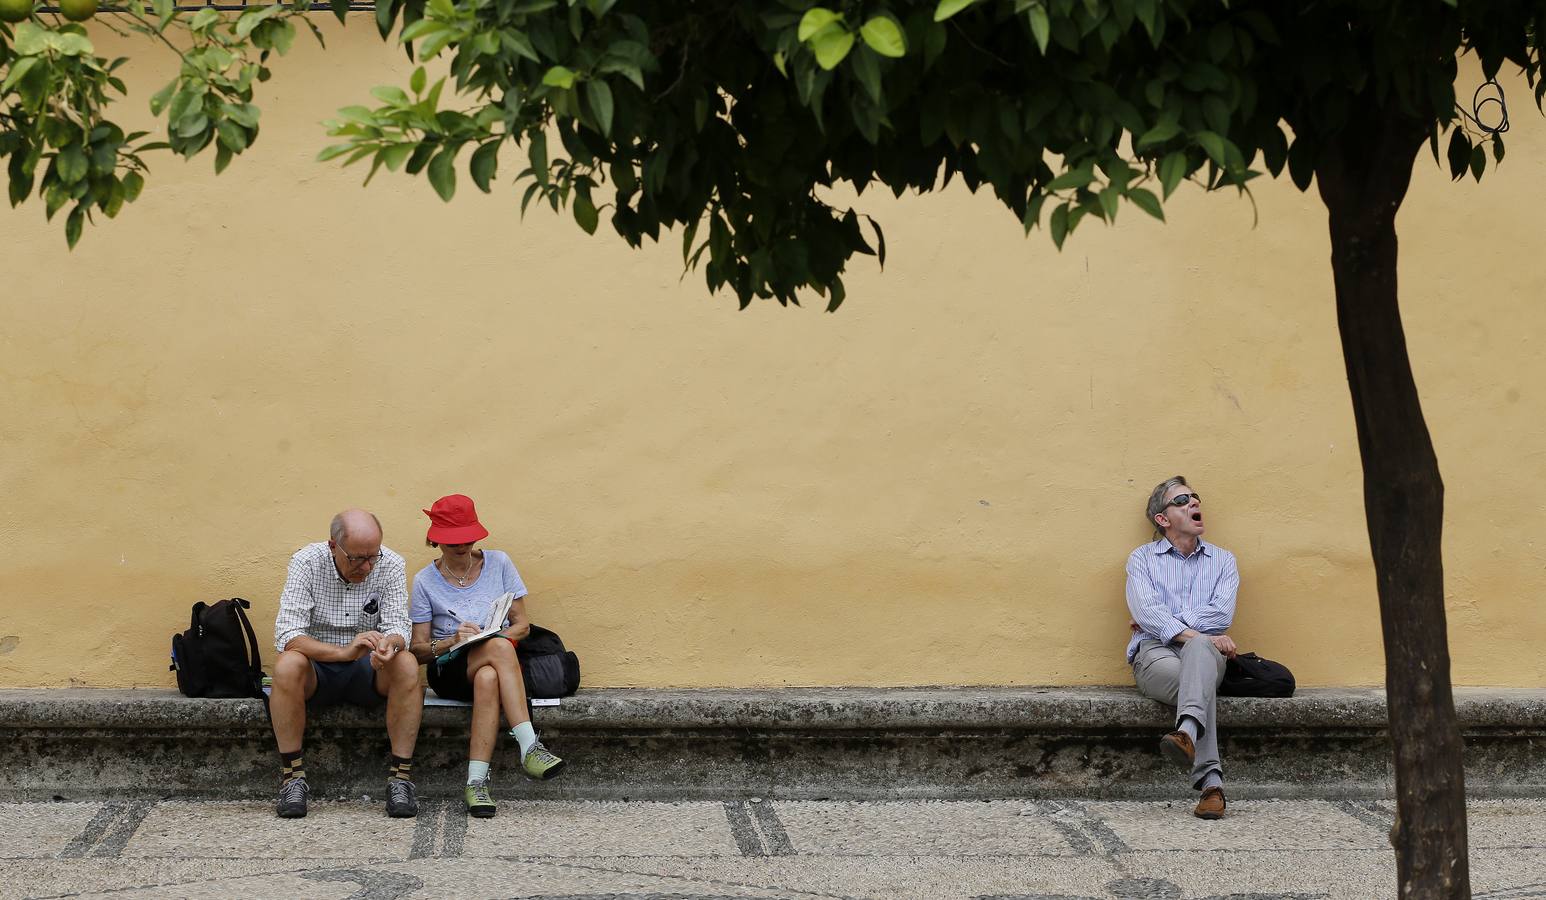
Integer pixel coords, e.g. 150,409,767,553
276,777,309,818
385,778,417,818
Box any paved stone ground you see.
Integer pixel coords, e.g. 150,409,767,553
3,796,1544,899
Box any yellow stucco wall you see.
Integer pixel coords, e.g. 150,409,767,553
2,20,1543,689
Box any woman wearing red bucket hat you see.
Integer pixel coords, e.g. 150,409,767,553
408,494,566,817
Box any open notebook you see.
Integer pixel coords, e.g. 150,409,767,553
434,591,515,664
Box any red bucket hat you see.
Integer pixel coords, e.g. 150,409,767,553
423,494,490,545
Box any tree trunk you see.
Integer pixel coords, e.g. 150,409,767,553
1315,108,1470,897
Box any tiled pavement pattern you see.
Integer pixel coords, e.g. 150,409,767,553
2,798,1544,899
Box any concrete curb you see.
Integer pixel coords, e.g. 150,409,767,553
4,687,1543,801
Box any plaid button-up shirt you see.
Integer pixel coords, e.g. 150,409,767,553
273,542,411,653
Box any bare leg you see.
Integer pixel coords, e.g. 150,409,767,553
269,650,317,754
467,639,530,728
376,651,424,759
468,666,499,762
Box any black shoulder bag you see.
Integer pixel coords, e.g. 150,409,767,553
1219,652,1295,697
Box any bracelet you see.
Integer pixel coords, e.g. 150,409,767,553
428,638,440,655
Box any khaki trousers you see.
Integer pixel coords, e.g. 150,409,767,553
1132,636,1227,789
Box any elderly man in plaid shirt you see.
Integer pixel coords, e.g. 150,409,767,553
269,508,424,819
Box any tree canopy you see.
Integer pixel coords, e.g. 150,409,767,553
6,2,1542,897
1,0,319,245
321,0,1536,308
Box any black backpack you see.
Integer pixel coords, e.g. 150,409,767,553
517,624,581,698
1219,652,1296,697
170,597,267,699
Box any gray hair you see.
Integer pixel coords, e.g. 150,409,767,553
330,510,382,543
1145,475,1189,535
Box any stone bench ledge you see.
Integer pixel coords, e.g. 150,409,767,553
3,686,1543,731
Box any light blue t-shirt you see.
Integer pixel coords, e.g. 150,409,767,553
410,549,528,641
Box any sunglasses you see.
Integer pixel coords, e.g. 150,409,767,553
1165,492,1202,508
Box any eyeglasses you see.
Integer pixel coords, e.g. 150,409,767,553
1165,492,1202,508
338,549,383,566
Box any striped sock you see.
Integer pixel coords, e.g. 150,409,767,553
389,755,413,781
280,749,305,784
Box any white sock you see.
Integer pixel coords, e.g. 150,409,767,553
467,760,490,785
1178,715,1201,741
509,721,537,758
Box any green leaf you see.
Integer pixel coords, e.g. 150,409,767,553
573,184,599,234
859,15,906,58
811,28,855,70
934,0,976,22
1446,128,1470,181
427,146,457,201
1158,151,1187,199
65,206,84,249
317,142,356,162
528,131,549,185
1136,119,1181,149
190,7,219,31
176,112,209,140
148,81,177,117
1127,187,1165,221
1,58,38,95
371,85,411,107
850,44,883,104
57,146,88,184
1027,5,1050,54
798,8,841,41
542,66,577,89
216,120,249,153
121,171,144,202
410,67,426,95
586,79,614,135
469,141,498,192
1049,202,1069,249
1046,164,1094,191
1098,187,1120,222
379,142,414,171
1194,130,1227,165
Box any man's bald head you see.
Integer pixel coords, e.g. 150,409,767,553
329,509,384,583
330,508,382,544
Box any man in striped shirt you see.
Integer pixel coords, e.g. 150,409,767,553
269,508,424,819
1125,475,1239,820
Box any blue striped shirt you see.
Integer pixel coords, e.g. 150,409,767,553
1124,538,1239,662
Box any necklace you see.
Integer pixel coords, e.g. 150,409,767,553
444,555,478,587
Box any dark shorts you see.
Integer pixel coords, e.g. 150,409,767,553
308,657,384,709
427,651,473,702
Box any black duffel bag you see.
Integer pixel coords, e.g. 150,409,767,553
517,624,581,698
170,597,267,699
1219,651,1295,697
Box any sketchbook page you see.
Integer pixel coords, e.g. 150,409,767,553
483,591,515,632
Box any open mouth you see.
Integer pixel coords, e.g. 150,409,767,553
1191,513,1203,523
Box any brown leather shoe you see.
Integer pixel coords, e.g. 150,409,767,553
1159,730,1195,769
1194,786,1226,819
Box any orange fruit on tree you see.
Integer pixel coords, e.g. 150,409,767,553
58,0,96,21
0,0,35,24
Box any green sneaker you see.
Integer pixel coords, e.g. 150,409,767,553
521,741,566,781
464,779,496,818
